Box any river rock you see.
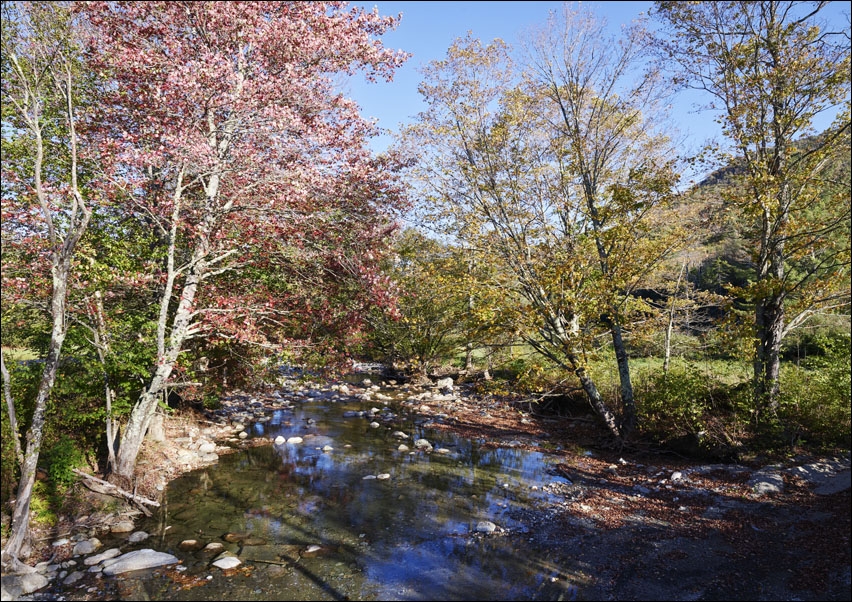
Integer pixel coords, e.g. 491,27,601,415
63,571,85,585
274,436,286,445
203,542,225,553
475,520,497,534
84,548,122,566
128,531,149,543
434,377,454,394
111,520,135,533
286,436,303,444
211,552,241,570
398,444,410,452
198,442,217,454
414,439,433,452
179,539,205,551
392,431,409,439
73,538,102,555
101,549,179,575
1,571,50,599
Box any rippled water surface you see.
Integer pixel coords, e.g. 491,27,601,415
124,389,577,601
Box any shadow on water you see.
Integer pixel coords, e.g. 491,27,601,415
124,392,583,601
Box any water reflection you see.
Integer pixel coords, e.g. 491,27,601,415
135,394,575,601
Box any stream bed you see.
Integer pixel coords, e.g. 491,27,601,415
115,378,580,600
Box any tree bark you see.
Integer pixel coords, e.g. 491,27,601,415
2,270,69,568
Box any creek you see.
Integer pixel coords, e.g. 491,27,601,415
102,376,580,600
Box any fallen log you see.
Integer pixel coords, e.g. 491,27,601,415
71,469,159,517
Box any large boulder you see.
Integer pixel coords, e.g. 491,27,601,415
101,549,179,576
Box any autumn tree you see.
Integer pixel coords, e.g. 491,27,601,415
0,1,94,569
78,1,408,481
366,229,509,374
404,12,679,440
521,4,681,434
653,1,852,419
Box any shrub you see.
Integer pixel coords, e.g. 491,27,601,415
636,362,715,437
43,439,86,488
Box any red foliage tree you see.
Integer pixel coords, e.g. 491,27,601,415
79,1,409,479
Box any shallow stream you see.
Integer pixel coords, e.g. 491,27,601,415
111,380,580,600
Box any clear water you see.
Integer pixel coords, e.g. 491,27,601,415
122,389,579,601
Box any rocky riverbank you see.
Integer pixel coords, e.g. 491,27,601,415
2,371,850,600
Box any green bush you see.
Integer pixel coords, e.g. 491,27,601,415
636,362,715,437
776,344,852,448
43,439,86,488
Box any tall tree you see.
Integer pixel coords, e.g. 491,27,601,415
522,3,681,435
405,20,679,440
0,1,94,570
654,1,852,418
79,1,408,480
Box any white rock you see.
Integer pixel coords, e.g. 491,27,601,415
73,538,102,556
286,436,303,444
274,436,286,445
84,548,122,566
212,553,242,570
102,550,179,575
127,531,148,543
475,521,497,534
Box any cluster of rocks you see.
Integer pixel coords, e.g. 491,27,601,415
0,532,180,600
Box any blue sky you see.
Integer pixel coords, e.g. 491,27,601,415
347,0,850,162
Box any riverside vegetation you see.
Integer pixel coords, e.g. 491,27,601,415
2,1,850,598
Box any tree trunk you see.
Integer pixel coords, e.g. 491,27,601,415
575,364,621,441
113,266,203,480
664,261,687,376
609,322,636,436
753,296,784,419
1,277,68,568
0,349,24,466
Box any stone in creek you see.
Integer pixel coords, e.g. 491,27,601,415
475,521,498,534
223,532,247,543
179,539,205,551
101,550,179,576
72,538,101,556
414,439,433,452
84,548,122,566
111,520,135,533
242,537,268,546
376,473,391,480
211,552,241,570
127,531,149,543
286,436,304,444
301,544,330,558
203,542,225,553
